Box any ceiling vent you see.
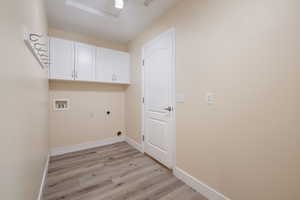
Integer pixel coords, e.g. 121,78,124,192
65,0,155,18
65,0,123,18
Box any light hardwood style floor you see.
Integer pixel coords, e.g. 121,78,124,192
44,142,207,200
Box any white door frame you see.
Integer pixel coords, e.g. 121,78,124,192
141,28,176,168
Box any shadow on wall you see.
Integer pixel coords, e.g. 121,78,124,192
49,80,129,92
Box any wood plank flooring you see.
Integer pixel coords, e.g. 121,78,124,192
44,142,207,200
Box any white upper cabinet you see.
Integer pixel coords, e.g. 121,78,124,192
95,48,105,82
49,37,74,80
49,37,130,84
96,48,130,84
74,42,96,82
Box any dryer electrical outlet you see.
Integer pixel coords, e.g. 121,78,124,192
104,109,112,119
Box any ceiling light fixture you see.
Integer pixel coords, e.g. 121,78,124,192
66,0,121,18
115,0,124,9
144,0,154,7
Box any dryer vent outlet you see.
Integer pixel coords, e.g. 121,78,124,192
117,131,122,136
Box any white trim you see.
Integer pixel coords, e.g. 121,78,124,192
37,154,50,200
50,137,125,156
141,28,176,168
171,28,177,167
125,137,144,153
141,40,146,153
173,167,231,200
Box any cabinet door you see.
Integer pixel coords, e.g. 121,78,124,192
75,42,96,81
99,48,130,83
95,48,105,82
49,38,74,80
117,51,130,83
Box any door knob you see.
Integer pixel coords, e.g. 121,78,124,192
164,106,173,112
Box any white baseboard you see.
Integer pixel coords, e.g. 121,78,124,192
125,137,144,153
173,167,230,200
50,137,125,156
37,154,50,200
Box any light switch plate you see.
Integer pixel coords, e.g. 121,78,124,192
206,93,214,105
176,94,185,103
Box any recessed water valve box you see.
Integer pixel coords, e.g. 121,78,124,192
54,99,69,111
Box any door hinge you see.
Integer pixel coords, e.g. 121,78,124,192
142,135,145,141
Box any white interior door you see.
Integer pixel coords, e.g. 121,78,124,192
75,42,95,81
143,29,175,168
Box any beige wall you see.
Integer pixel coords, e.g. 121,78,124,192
48,30,128,149
49,81,126,148
0,0,49,199
125,0,300,200
49,27,128,52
